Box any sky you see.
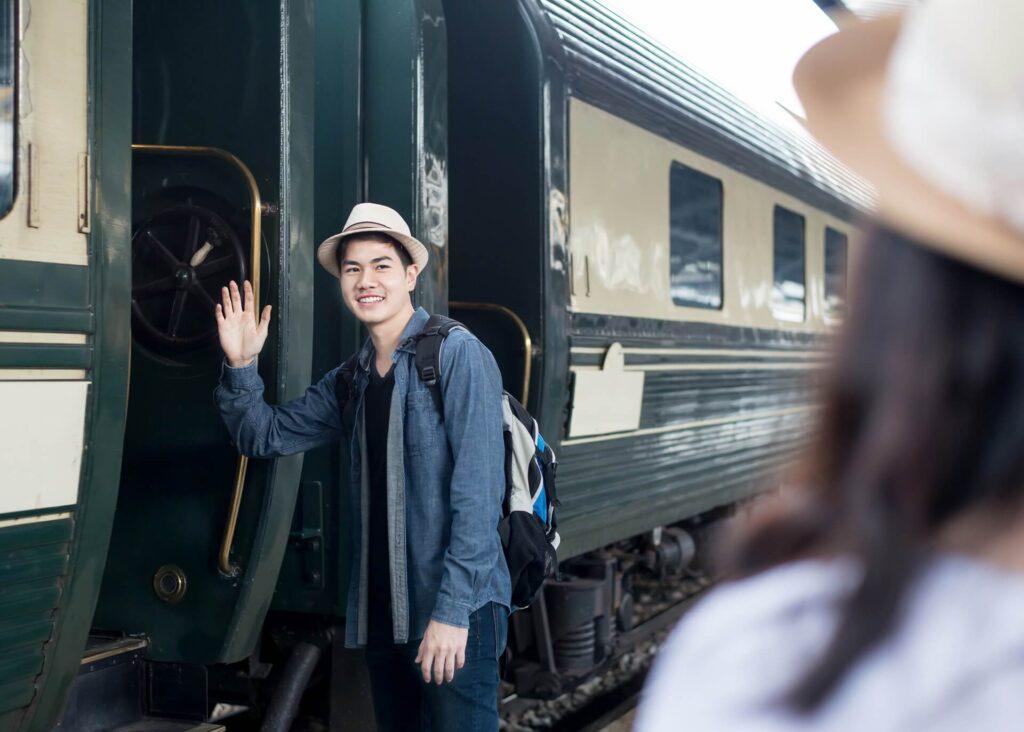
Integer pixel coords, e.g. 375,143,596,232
596,0,839,129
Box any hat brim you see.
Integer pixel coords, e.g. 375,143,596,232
795,14,1024,282
317,228,429,278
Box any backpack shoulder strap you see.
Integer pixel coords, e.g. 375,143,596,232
336,353,360,402
414,314,465,420
336,353,361,434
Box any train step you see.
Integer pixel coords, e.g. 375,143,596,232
111,723,225,732
55,634,216,731
82,635,150,665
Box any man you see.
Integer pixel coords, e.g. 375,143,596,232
214,203,511,730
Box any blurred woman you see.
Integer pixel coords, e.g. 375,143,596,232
637,1,1024,729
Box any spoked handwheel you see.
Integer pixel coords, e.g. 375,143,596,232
131,204,247,351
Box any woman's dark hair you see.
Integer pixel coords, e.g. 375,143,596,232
335,233,413,271
727,224,1024,711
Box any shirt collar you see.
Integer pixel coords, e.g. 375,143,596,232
355,307,431,372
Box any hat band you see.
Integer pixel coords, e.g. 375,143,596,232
343,221,395,234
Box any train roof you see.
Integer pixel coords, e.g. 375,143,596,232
534,0,875,219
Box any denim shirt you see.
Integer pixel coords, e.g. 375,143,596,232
214,307,512,647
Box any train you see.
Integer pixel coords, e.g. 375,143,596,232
0,0,869,729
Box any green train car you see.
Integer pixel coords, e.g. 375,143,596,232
0,0,868,729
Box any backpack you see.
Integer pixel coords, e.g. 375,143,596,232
337,314,560,609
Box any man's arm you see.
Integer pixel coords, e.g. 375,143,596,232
416,335,506,683
431,336,507,626
213,279,344,458
215,360,344,458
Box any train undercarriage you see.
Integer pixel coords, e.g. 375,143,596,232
56,512,726,731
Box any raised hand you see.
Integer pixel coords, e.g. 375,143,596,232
215,280,272,367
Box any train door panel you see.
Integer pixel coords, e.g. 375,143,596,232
92,0,317,665
0,2,133,730
269,0,451,619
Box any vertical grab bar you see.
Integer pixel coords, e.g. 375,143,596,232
448,301,532,406
132,144,263,577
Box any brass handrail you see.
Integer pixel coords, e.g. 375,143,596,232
132,144,262,577
448,301,532,405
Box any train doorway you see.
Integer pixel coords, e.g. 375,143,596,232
93,0,320,667
444,0,547,412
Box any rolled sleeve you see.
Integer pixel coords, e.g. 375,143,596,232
430,337,507,627
222,357,262,389
429,595,474,629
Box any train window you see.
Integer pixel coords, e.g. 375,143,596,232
669,161,723,309
825,227,849,319
772,206,806,322
0,0,13,218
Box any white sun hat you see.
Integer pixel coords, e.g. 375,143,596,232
317,202,429,278
794,0,1024,281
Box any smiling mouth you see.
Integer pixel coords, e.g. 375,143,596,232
357,295,385,304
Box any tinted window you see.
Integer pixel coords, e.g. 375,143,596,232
825,227,849,319
772,206,806,322
669,162,723,309
0,0,13,218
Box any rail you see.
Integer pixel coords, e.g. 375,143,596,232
132,144,262,577
448,301,532,405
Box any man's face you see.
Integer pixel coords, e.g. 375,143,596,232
339,235,419,326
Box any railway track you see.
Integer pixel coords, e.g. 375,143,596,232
500,572,711,731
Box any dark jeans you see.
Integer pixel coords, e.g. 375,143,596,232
364,603,508,732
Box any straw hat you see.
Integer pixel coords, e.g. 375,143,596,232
317,202,429,278
794,0,1024,281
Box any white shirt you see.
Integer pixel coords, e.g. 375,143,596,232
636,555,1024,731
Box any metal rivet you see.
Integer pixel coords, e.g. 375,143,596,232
153,564,188,604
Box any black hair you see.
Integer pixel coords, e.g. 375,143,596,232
726,224,1024,711
335,232,414,272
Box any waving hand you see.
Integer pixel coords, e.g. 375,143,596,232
215,280,272,367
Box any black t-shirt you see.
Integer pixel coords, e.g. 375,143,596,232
364,363,395,642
